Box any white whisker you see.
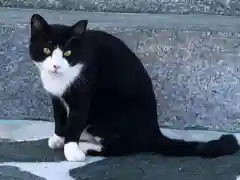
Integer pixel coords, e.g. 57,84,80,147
77,76,88,86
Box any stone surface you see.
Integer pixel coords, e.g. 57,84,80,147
1,8,240,131
70,154,240,180
0,166,46,180
152,29,240,131
0,120,53,141
0,120,239,180
1,0,240,16
0,161,103,180
0,139,65,162
0,120,233,145
0,138,105,163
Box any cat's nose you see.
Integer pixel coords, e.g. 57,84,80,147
50,65,61,74
53,65,61,70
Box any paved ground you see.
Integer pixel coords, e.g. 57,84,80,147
0,120,240,180
70,154,240,180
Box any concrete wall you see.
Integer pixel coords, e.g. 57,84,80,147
1,8,240,132
1,0,240,16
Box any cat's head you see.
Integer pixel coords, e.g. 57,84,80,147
29,14,88,76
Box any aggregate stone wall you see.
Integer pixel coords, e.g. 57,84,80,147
0,0,240,16
1,8,240,132
1,0,240,132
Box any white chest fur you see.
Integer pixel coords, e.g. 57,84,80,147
39,64,81,116
40,66,81,96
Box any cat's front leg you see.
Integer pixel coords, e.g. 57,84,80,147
64,106,89,162
63,66,97,162
48,96,68,149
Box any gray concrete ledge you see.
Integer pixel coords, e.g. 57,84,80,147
0,120,240,180
0,120,237,142
0,0,240,16
1,7,240,31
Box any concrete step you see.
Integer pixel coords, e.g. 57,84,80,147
1,0,240,16
0,120,234,142
1,7,240,132
1,119,239,180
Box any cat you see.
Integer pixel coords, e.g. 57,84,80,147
29,13,240,162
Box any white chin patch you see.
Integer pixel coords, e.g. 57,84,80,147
34,47,82,96
48,134,65,149
64,142,86,162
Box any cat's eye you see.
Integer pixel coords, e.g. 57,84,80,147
43,48,51,54
64,50,72,56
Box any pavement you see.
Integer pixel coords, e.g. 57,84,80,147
0,119,240,180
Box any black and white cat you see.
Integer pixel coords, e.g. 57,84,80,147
29,14,240,162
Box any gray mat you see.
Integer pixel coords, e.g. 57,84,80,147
0,139,65,162
0,166,46,180
70,154,240,180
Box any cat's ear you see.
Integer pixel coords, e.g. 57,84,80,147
30,14,49,35
72,20,88,36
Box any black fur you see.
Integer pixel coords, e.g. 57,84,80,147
29,14,239,158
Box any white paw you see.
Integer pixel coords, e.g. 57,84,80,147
48,134,65,149
64,142,86,162
79,142,103,154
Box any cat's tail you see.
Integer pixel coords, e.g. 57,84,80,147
154,134,240,158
